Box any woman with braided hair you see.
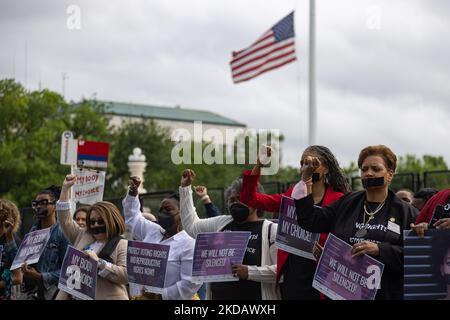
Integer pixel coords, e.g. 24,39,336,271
240,145,350,300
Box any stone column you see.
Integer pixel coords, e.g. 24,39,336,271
127,147,147,193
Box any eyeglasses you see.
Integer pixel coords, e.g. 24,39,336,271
31,199,55,208
89,219,105,226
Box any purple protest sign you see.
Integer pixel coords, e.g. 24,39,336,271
58,246,98,300
191,231,250,283
10,227,51,270
275,196,320,260
127,241,170,294
313,234,385,300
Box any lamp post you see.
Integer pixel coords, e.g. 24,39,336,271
127,147,147,194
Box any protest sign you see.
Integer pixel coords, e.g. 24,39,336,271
312,233,384,300
60,131,77,166
127,241,170,295
77,139,109,169
72,168,105,205
58,246,98,300
275,196,320,260
10,227,51,270
191,231,250,282
404,229,450,300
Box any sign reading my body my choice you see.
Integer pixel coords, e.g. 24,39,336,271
10,227,51,270
191,231,250,283
275,196,320,260
72,168,106,205
127,241,170,294
313,233,385,300
58,246,98,300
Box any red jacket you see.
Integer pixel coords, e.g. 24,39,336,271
415,188,450,224
240,169,344,284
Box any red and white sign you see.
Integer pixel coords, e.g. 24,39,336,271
77,140,109,169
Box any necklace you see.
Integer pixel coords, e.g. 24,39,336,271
355,200,385,238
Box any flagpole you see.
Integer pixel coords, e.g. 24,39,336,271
308,0,316,146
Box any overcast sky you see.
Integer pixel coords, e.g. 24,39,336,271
1,0,449,169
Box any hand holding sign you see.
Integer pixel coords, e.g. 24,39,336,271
434,218,450,230
128,176,141,197
180,169,196,187
313,241,324,261
351,241,380,258
84,250,100,263
21,263,42,281
231,264,248,280
301,156,321,182
410,222,428,238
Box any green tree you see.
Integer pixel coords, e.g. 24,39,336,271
106,118,177,197
397,154,449,189
0,79,110,207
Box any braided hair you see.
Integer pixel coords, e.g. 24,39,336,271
303,145,351,194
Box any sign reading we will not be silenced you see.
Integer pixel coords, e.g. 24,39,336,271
127,241,170,294
10,227,51,270
313,234,384,300
72,168,106,205
191,231,250,283
58,246,98,300
275,196,320,260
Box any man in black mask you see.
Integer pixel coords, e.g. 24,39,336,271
179,169,280,300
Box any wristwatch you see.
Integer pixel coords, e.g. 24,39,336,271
98,258,107,270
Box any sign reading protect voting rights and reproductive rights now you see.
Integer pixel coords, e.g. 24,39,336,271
127,241,170,294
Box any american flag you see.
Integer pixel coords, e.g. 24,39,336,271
230,11,296,84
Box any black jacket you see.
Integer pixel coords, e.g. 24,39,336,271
295,190,418,300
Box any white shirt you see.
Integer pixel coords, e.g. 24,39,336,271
122,194,201,300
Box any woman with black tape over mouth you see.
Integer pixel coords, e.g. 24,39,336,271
294,145,418,300
55,174,129,300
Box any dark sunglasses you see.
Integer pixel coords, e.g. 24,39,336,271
89,219,105,226
31,199,56,208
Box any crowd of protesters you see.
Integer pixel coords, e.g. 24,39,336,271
1,144,449,300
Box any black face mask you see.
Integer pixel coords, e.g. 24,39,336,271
229,202,250,223
158,211,176,231
362,177,385,188
312,172,321,183
91,226,107,234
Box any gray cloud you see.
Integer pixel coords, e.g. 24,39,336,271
0,0,449,173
